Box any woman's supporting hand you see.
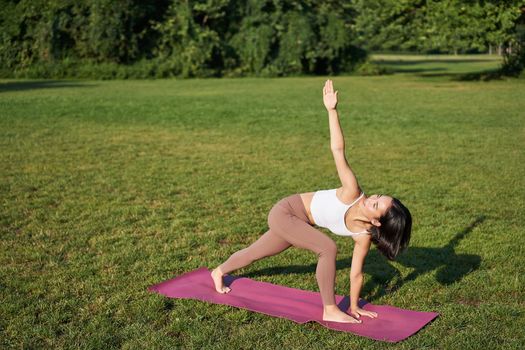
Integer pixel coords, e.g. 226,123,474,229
323,79,338,111
350,307,378,319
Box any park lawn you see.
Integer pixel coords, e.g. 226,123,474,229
1,58,524,349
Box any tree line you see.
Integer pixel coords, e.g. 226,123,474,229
353,0,522,55
0,0,523,79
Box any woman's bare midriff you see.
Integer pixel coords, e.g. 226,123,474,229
299,192,316,225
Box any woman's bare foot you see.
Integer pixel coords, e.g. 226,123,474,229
211,267,231,294
322,305,361,323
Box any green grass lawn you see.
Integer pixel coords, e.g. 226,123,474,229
1,56,524,349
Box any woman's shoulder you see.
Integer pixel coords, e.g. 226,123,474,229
336,186,364,205
352,231,372,241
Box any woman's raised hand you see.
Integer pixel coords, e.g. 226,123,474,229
323,79,338,111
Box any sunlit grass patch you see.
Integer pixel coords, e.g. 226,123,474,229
1,58,524,348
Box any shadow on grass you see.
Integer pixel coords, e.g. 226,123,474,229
374,63,503,81
373,58,499,65
383,67,446,74
243,215,484,303
416,70,503,81
371,56,504,81
0,80,95,93
360,215,484,301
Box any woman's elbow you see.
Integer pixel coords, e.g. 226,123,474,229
350,272,363,281
330,145,344,153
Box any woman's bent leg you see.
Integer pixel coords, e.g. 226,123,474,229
268,200,338,306
217,229,291,275
277,220,338,306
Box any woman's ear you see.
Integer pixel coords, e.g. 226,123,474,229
371,218,381,227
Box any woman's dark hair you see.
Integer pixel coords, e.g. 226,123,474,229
370,198,412,261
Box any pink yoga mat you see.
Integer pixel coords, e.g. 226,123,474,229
149,267,438,342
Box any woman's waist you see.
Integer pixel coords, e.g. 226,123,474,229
299,192,316,225
275,193,314,225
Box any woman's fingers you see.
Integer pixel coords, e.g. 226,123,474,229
324,79,337,95
324,80,335,93
346,313,362,323
362,310,377,318
351,308,378,319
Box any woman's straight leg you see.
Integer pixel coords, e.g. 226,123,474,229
217,229,292,275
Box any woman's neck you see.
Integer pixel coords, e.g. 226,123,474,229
345,199,372,230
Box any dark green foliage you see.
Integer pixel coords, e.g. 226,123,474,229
1,0,523,78
152,0,226,77
0,0,170,68
0,0,367,78
351,0,523,55
150,0,366,77
501,6,525,76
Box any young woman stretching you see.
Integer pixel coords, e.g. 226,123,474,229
211,80,412,324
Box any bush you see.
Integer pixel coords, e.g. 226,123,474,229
501,45,525,77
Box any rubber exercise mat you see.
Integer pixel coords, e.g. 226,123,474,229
149,267,438,342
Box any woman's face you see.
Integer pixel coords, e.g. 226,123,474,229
363,194,393,221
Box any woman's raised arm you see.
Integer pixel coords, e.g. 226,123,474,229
323,80,361,198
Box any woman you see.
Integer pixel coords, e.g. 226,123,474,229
211,80,412,323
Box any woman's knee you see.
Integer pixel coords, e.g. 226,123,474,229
267,204,285,231
318,240,338,258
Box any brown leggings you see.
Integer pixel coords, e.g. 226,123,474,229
217,194,338,306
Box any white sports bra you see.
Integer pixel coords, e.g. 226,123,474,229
310,188,369,237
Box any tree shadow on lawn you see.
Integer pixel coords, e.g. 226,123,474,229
372,57,503,81
373,58,499,66
416,69,504,81
243,215,484,303
0,80,95,93
382,67,447,74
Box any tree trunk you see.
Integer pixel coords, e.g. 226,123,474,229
489,44,492,55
